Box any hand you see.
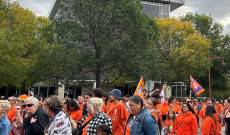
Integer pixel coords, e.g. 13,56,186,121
30,117,37,123
162,84,167,90
44,133,48,135
154,88,160,93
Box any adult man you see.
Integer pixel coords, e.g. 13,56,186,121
7,96,16,123
22,96,49,135
107,89,128,135
78,96,85,109
198,98,212,126
93,88,106,113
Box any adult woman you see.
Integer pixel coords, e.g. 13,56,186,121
67,99,83,122
173,103,197,135
123,95,157,135
79,97,112,135
146,97,161,131
165,96,181,114
0,100,11,135
201,105,217,135
44,95,72,135
225,99,230,135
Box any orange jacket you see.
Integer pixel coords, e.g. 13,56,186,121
156,104,166,127
107,102,128,135
173,111,197,135
201,116,216,135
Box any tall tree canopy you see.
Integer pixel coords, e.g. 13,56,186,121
152,18,211,82
0,0,51,91
52,0,158,87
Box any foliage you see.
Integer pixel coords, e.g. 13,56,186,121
0,0,51,90
52,0,158,87
152,18,211,82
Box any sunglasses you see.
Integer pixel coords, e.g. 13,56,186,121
23,104,34,108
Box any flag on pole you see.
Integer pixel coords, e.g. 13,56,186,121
134,76,145,100
190,75,205,96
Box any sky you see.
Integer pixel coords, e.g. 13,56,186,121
13,0,230,34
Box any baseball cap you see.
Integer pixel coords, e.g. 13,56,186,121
109,89,122,100
151,93,163,99
18,94,28,101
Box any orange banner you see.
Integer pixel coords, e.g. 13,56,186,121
134,76,145,99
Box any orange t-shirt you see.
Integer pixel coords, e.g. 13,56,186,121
79,103,84,110
213,113,221,135
82,115,93,135
201,116,216,135
106,102,114,113
164,119,174,134
107,102,128,135
201,102,205,107
7,106,16,123
173,111,197,135
101,103,107,113
69,109,83,121
150,110,159,123
165,104,181,114
156,104,165,126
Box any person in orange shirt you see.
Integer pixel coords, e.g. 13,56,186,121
7,96,16,123
67,99,83,122
201,105,217,135
163,109,176,135
173,103,197,135
146,97,161,131
77,96,85,110
198,98,212,127
165,96,182,115
93,88,107,113
107,89,128,135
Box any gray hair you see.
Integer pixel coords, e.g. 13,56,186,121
88,97,103,114
0,100,11,112
24,96,39,107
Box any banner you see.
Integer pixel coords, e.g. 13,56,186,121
190,75,205,95
134,76,145,99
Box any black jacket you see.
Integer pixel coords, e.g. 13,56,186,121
22,108,49,135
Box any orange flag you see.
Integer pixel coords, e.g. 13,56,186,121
190,75,205,96
134,76,145,100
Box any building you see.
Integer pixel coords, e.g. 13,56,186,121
46,0,185,99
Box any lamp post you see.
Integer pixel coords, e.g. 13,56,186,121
208,55,225,99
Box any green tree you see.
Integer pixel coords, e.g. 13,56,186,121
152,18,211,82
0,0,51,94
52,0,158,87
181,13,230,97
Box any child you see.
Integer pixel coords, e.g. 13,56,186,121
96,125,112,135
163,109,176,135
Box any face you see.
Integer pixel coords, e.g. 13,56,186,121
8,97,16,106
129,101,141,115
16,100,23,107
206,100,212,106
63,104,67,112
78,96,84,104
172,98,177,105
24,101,37,115
86,103,92,115
84,95,90,102
168,111,174,119
124,97,129,102
182,104,189,113
0,104,5,115
109,95,116,102
224,99,228,107
146,99,154,109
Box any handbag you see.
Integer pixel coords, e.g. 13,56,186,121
73,116,95,135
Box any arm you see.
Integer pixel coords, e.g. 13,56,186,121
30,114,49,134
149,89,160,97
191,116,198,135
142,115,157,135
160,84,167,104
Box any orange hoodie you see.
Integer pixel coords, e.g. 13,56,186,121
68,109,83,122
201,116,216,135
173,111,197,135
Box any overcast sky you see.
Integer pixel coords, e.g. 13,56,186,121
13,0,230,34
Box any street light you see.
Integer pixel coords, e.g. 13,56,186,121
208,55,225,99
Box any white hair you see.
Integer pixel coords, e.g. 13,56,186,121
24,96,39,107
0,100,11,112
88,97,103,114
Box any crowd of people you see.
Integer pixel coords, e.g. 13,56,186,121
0,84,230,135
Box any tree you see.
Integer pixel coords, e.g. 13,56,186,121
181,13,230,97
0,0,51,94
52,0,158,87
152,18,211,82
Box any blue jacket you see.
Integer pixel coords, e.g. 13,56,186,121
124,107,157,135
0,114,11,135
